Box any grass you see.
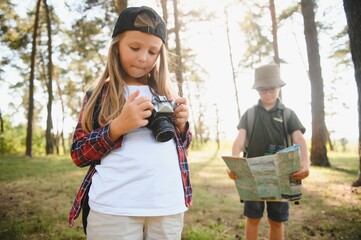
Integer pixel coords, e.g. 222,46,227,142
0,146,360,240
0,155,86,240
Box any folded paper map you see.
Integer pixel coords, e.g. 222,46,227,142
222,145,302,202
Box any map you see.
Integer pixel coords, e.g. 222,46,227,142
222,145,302,202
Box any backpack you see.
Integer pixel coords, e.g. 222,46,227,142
245,106,292,155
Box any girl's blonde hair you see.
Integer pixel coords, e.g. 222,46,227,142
81,15,174,133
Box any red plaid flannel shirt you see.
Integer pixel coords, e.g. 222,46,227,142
68,86,193,227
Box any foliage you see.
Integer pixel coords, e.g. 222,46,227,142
1,0,356,158
0,115,46,155
0,116,26,155
239,1,273,68
0,155,84,240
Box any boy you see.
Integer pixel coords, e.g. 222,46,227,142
229,63,310,240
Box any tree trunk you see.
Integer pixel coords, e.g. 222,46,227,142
54,67,66,154
113,0,127,13
215,104,220,151
301,0,330,166
160,0,168,47
184,73,198,144
44,0,54,154
172,0,184,97
0,110,3,133
25,0,42,157
269,0,282,99
269,0,280,65
224,6,241,121
343,0,361,187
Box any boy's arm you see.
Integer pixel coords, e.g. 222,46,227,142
291,130,310,180
232,128,246,156
227,128,247,180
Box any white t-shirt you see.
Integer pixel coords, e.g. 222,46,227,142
89,85,187,216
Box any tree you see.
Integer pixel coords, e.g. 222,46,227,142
44,0,54,154
161,1,213,144
224,5,241,121
301,0,330,166
240,2,273,68
25,0,42,157
343,0,361,187
172,0,184,97
269,0,280,65
269,0,286,101
160,0,169,46
113,0,127,13
0,110,3,133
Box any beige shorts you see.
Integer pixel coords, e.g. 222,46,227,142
86,209,184,240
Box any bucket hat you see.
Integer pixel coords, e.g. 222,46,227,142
252,63,286,89
112,6,166,43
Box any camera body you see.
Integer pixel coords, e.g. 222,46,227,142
147,95,176,142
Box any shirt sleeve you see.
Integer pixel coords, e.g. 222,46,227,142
237,111,248,130
177,121,192,150
287,110,306,134
70,93,123,167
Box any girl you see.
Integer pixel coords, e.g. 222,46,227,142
68,6,192,240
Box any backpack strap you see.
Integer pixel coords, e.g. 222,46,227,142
246,106,255,148
85,90,102,130
244,106,256,157
282,107,292,147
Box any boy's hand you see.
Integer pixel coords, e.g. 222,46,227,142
226,169,238,180
291,166,309,180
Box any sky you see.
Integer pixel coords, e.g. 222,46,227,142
1,0,358,143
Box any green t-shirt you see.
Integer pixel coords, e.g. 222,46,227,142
237,99,305,158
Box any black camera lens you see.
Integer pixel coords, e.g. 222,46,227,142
148,116,175,142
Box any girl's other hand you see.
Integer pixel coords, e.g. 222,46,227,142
172,97,189,131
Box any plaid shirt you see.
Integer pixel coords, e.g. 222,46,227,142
68,87,193,227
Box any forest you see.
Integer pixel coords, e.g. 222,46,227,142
1,0,361,239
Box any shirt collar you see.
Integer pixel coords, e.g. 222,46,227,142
257,98,286,111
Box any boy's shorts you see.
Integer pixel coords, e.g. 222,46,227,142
244,201,289,222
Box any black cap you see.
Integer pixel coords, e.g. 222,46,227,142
112,6,166,43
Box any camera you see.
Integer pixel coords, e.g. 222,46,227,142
146,95,176,142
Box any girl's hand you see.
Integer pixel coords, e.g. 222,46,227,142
172,97,189,131
109,90,153,141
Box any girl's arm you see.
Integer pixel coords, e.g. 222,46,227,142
176,121,192,149
71,89,154,167
70,95,123,168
